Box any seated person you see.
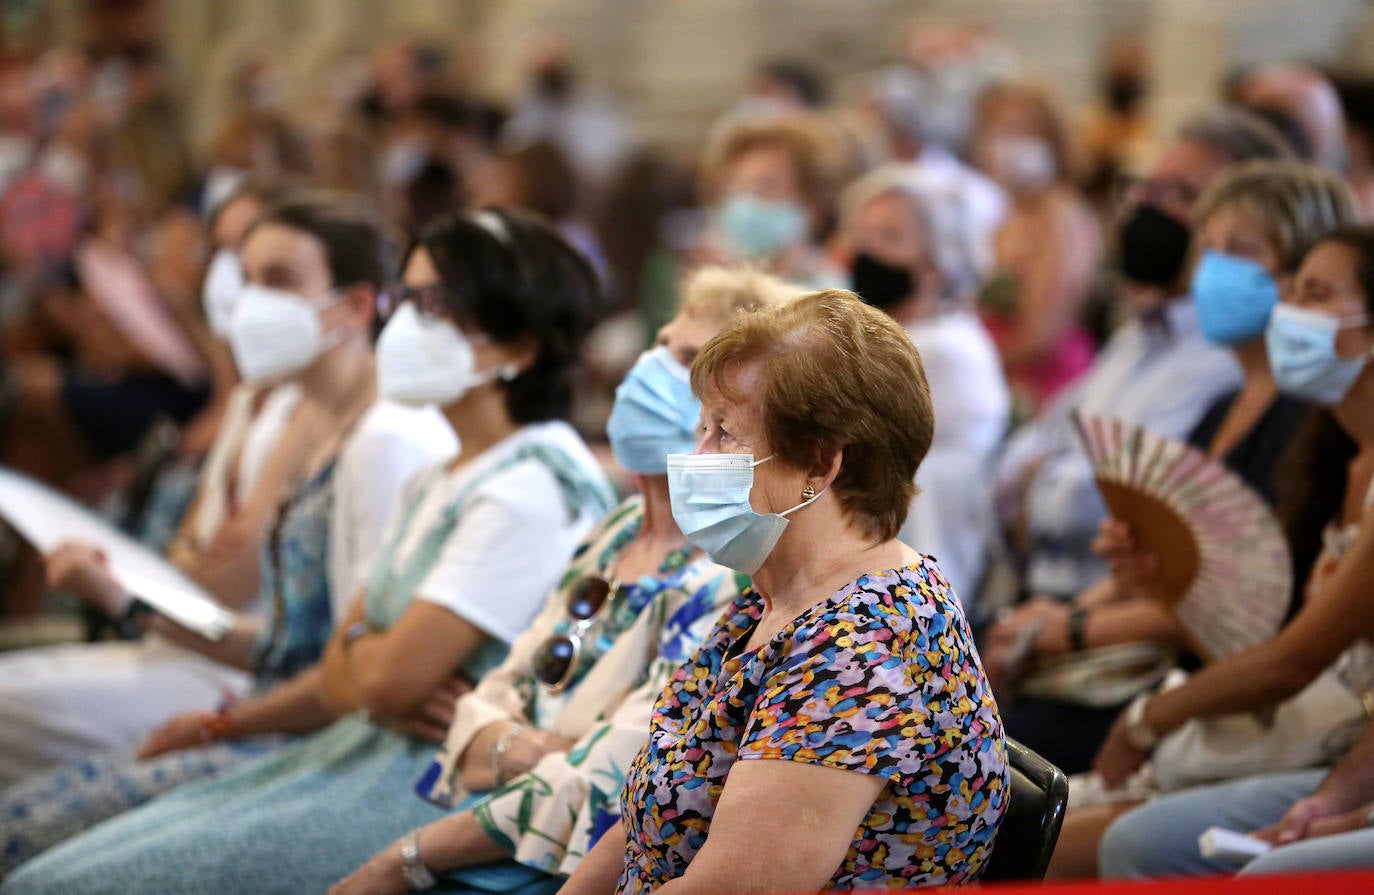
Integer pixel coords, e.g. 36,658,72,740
562,290,1007,893
988,160,1358,776
2,208,614,895
0,192,458,874
841,163,1011,608
329,265,790,895
1083,226,1374,879
993,108,1290,616
0,192,454,791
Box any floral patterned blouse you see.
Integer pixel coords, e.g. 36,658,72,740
418,497,747,877
618,558,1008,892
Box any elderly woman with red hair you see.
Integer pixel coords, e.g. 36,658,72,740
562,290,1008,894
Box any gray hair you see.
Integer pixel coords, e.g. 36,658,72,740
1177,106,1296,166
858,65,928,143
1193,159,1360,271
840,163,981,303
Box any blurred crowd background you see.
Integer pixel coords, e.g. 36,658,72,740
3,0,1374,621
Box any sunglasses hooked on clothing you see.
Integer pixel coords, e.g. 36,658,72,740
532,574,622,693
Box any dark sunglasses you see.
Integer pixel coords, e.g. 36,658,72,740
532,574,620,693
376,283,455,323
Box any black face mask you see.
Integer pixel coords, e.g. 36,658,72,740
1105,75,1143,114
851,253,916,310
1117,203,1191,288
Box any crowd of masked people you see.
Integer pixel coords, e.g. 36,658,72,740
0,16,1372,893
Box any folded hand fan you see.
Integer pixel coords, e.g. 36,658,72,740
1074,412,1292,661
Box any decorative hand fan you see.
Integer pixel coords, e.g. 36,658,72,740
1073,412,1292,661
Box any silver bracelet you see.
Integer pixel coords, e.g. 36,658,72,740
491,724,529,786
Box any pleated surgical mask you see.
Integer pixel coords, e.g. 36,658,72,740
666,452,825,575
607,347,700,474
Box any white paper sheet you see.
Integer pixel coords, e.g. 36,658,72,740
0,468,235,640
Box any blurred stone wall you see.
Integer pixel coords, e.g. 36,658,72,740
32,0,1374,161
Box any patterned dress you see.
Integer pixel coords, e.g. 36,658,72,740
418,497,746,886
0,458,338,877
619,559,1008,892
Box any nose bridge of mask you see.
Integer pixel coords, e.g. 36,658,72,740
203,250,245,335
1276,302,1369,335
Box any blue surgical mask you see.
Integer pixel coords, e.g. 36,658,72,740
1266,304,1373,405
1190,250,1280,345
717,194,807,258
666,452,825,575
607,347,700,474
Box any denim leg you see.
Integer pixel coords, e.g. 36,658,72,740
1098,769,1325,878
1241,827,1374,876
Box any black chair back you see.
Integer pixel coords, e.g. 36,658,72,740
981,737,1070,881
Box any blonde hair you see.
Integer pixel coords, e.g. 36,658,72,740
1194,160,1360,271
691,289,933,541
679,265,796,328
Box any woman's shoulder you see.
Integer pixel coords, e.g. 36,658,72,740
818,556,963,636
350,400,458,453
468,421,606,501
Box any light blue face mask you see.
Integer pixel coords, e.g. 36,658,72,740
606,347,700,475
716,194,807,258
1190,250,1280,345
666,452,825,575
1266,303,1374,405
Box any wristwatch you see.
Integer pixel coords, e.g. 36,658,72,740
400,830,438,890
1124,695,1161,752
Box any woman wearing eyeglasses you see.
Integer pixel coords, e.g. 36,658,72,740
3,209,613,895
325,266,791,895
563,290,1008,894
0,192,456,876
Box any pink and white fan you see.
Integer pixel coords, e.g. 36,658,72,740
1074,412,1292,661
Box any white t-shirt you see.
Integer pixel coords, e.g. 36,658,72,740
329,401,458,616
236,384,303,499
901,310,1010,605
388,421,602,645
187,383,302,549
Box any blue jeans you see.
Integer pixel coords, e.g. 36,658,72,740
1099,770,1325,878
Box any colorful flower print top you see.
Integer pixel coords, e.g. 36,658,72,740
617,557,1008,892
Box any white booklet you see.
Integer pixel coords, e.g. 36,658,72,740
0,467,235,640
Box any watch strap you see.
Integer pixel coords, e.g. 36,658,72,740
1067,605,1090,653
400,830,438,890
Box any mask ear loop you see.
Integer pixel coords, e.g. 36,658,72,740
778,486,827,517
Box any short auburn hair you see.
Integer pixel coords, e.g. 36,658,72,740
691,289,933,541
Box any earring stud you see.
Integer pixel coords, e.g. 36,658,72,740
801,484,817,500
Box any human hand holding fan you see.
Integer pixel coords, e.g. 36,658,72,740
1074,412,1292,661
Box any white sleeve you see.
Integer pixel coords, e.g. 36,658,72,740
329,418,455,619
415,466,584,644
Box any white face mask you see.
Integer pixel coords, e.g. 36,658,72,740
227,283,344,384
982,133,1056,194
375,302,513,407
202,249,245,337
